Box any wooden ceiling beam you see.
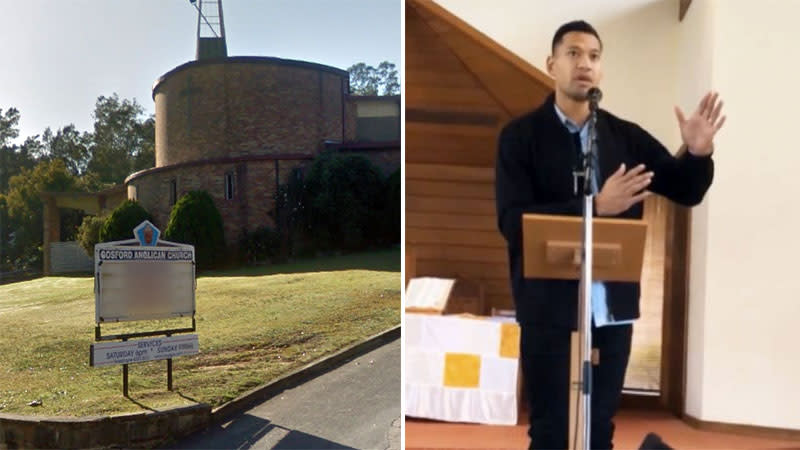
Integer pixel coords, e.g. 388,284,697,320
679,0,693,21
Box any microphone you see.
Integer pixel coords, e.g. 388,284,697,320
587,87,602,110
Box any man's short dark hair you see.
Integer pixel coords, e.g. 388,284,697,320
552,20,603,54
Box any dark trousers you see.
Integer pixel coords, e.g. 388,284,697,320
520,322,633,450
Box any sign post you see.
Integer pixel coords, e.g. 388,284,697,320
91,220,198,396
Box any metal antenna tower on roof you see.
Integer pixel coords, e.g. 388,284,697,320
189,0,227,60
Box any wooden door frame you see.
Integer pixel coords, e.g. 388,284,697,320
620,204,690,415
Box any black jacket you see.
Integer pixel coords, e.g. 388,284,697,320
495,94,713,328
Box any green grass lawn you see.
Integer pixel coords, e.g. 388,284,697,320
0,248,400,417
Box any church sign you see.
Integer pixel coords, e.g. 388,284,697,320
91,221,198,395
91,334,199,367
94,220,196,323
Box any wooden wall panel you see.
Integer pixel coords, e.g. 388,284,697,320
406,163,494,183
406,87,500,110
411,245,507,264
403,147,495,167
406,70,481,89
415,260,508,281
406,212,496,231
406,181,494,200
405,125,499,167
485,294,514,310
483,280,512,297
405,0,554,313
406,196,495,216
404,134,497,158
406,122,498,139
406,228,505,248
409,0,554,117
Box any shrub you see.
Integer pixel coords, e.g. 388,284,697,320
382,167,401,244
302,152,384,251
77,215,106,256
239,226,280,264
164,190,225,269
98,200,153,243
273,167,307,258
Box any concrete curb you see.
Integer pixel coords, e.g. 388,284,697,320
0,403,211,449
0,325,400,449
211,324,401,424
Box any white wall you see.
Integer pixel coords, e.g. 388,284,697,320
433,0,682,150
49,241,93,274
684,0,800,430
680,0,715,421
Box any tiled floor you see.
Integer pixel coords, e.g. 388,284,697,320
406,409,800,449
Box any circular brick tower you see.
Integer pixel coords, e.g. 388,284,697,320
125,56,352,245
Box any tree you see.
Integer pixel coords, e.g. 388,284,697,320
1,107,34,270
0,107,20,146
0,107,37,195
3,160,80,269
376,61,400,96
347,61,400,96
41,125,93,176
0,97,158,270
87,94,155,184
0,143,37,195
134,117,156,173
0,195,10,271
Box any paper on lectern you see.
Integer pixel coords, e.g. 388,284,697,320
405,277,455,311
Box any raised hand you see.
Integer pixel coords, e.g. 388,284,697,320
595,163,653,216
674,91,726,156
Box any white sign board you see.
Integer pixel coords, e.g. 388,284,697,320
90,334,199,366
94,230,196,323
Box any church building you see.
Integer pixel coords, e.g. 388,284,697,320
41,0,399,273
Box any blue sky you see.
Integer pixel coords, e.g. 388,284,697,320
0,0,401,143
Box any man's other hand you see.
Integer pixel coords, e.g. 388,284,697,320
595,163,653,216
675,91,726,156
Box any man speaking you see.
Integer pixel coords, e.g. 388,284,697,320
495,20,725,449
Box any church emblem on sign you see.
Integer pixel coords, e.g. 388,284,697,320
134,220,160,247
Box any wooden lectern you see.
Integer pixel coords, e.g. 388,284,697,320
522,213,647,450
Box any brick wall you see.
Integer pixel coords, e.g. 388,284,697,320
339,148,401,177
0,404,210,449
344,98,358,141
153,57,348,167
128,158,310,247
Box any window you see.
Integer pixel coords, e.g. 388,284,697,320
291,167,303,182
225,172,235,200
169,179,177,206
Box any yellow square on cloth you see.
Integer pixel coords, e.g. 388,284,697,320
499,322,520,358
443,353,481,388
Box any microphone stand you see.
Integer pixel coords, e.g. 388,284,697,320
572,96,600,450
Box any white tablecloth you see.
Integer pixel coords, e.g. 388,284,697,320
404,313,521,425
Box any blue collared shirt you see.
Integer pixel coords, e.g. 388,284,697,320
553,103,636,327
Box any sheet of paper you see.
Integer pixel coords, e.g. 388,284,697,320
406,277,456,311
